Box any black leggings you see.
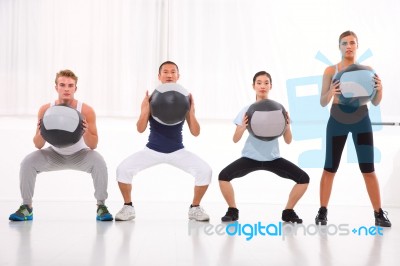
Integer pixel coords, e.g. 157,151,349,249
218,157,309,184
324,105,375,173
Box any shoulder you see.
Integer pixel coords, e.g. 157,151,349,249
38,103,51,118
324,65,336,75
80,103,96,120
81,102,95,114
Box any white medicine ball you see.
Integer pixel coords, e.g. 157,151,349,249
334,64,376,107
40,105,84,148
246,99,288,141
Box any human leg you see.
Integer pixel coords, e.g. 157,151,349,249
261,158,309,223
169,149,212,202
316,117,348,224
115,148,161,221
218,157,262,221
10,148,65,221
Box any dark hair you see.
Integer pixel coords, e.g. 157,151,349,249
339,31,358,45
252,71,272,85
158,61,179,74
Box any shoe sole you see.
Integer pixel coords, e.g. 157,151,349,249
115,216,135,221
189,217,210,222
97,214,114,221
315,220,327,225
9,214,33,221
283,220,303,224
375,222,391,227
221,217,238,222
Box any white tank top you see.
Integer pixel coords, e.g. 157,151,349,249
50,101,88,155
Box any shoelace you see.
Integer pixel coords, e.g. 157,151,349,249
378,210,390,221
193,207,205,216
121,206,132,214
98,206,109,215
17,205,30,214
225,209,237,216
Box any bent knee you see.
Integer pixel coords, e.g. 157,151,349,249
297,173,310,184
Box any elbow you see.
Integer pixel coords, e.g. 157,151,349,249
191,129,200,137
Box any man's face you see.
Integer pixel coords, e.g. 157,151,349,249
55,76,77,102
158,64,179,83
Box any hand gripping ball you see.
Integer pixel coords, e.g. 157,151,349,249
150,83,190,126
246,99,288,141
334,64,376,107
40,105,84,148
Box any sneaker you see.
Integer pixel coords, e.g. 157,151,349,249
188,205,210,221
9,205,33,221
115,205,136,221
374,208,391,227
315,207,328,225
96,205,113,221
221,207,239,222
282,209,303,223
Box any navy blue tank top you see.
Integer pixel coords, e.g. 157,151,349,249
146,116,185,153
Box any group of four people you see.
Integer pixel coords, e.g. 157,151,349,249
9,31,391,227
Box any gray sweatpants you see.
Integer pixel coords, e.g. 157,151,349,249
19,147,108,205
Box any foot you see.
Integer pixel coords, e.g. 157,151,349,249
221,207,239,222
188,205,210,221
374,208,391,227
115,205,136,221
315,207,328,225
282,209,302,223
96,205,113,221
9,205,33,221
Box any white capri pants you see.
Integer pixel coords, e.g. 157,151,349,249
116,147,212,186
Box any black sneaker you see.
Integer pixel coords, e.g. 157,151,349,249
282,209,302,223
374,208,391,227
315,207,328,225
221,207,239,222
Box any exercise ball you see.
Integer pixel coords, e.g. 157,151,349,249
40,105,84,148
246,99,288,141
150,83,190,125
334,64,376,107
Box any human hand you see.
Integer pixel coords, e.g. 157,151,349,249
141,91,151,114
374,74,383,92
82,117,88,135
329,80,341,98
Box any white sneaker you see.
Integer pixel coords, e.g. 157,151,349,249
115,205,136,221
188,206,210,221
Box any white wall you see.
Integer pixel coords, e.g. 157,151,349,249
1,0,399,207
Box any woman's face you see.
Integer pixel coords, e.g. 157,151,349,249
339,35,358,59
253,74,271,100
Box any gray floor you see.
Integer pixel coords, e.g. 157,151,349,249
0,201,398,266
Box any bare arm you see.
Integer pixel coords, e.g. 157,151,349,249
186,93,200,136
233,114,248,143
137,91,151,133
283,112,292,144
320,66,340,107
81,104,98,149
33,104,50,149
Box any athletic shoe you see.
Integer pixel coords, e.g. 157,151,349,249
115,205,136,221
221,207,239,222
315,207,328,225
188,206,210,221
9,205,33,221
96,205,113,221
374,208,391,227
282,209,303,223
